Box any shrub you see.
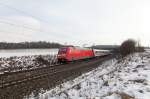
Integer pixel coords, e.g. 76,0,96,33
120,39,136,57
35,55,49,65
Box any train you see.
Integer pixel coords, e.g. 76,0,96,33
57,45,110,63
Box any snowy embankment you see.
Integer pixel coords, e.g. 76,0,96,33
39,51,150,99
0,55,57,74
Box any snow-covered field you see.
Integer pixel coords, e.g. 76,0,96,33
0,49,58,73
38,50,150,99
0,49,58,58
0,55,57,74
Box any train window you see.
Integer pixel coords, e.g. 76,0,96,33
58,47,67,54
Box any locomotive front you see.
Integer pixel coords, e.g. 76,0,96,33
57,47,68,63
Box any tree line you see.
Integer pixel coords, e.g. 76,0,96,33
0,41,62,49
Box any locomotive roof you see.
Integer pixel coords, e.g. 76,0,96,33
61,46,91,50
62,45,74,47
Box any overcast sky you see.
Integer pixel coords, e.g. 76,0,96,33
0,0,150,46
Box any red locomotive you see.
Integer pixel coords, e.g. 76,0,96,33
57,45,94,63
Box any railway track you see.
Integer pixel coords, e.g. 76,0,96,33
0,55,114,89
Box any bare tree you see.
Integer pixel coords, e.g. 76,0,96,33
120,39,136,57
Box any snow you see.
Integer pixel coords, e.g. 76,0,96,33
0,49,58,58
0,49,58,73
0,54,57,74
37,50,150,99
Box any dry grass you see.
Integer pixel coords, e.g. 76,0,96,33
102,92,135,99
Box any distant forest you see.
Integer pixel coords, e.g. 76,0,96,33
0,41,62,49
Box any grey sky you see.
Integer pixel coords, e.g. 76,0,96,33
0,0,150,46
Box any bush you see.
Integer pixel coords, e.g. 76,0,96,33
35,55,49,65
120,39,136,57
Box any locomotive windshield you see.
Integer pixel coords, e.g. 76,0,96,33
58,47,67,54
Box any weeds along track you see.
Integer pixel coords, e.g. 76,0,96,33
0,55,114,89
